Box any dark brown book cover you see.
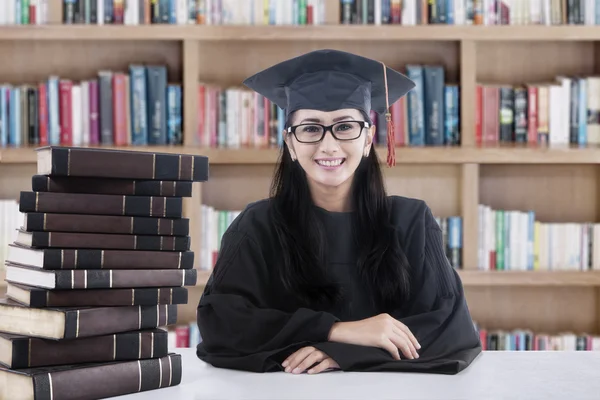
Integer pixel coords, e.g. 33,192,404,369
32,174,193,197
0,298,177,340
6,244,194,270
0,353,182,400
19,191,183,218
6,282,189,307
15,230,190,251
5,263,197,290
36,145,209,181
23,212,189,236
0,328,168,369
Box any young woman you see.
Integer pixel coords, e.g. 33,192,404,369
195,49,482,375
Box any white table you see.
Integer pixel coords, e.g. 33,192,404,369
116,348,600,400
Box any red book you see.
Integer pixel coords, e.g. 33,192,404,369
475,84,482,144
59,80,73,146
112,73,128,146
38,82,48,146
89,79,100,145
197,84,205,145
175,326,189,348
527,85,538,144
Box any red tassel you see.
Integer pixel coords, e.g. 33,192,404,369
386,112,395,167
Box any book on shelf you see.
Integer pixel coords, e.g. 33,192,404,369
0,145,209,400
476,75,600,146
339,0,599,26
0,1,48,25
198,204,463,271
0,64,181,148
478,204,600,271
474,321,600,351
196,64,460,149
61,0,326,25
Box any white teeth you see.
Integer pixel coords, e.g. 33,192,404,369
316,159,343,167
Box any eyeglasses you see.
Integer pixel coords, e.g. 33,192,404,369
286,120,369,143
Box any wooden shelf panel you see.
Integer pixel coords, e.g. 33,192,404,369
192,270,600,287
459,270,600,286
3,145,600,165
2,25,600,42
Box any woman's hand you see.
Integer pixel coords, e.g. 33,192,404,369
328,313,421,360
281,346,340,374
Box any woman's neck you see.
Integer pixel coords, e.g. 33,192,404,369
308,180,353,212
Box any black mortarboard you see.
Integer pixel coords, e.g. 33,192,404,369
242,49,416,166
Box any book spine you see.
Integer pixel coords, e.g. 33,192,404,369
20,191,183,218
18,247,193,270
28,87,39,145
31,175,193,197
167,84,182,145
112,72,129,145
10,329,168,368
24,212,190,236
88,79,100,145
24,286,189,307
47,76,60,145
0,86,7,147
98,70,114,145
24,231,191,252
423,65,444,145
38,82,48,145
59,80,73,145
146,65,168,144
130,65,148,145
41,146,207,181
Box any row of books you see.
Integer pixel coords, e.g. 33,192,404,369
474,322,600,351
62,0,326,25
196,65,461,149
168,320,600,352
339,0,598,26
476,76,600,146
0,65,182,148
0,0,48,25
197,204,462,271
478,204,600,271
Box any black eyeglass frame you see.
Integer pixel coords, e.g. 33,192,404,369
285,120,370,143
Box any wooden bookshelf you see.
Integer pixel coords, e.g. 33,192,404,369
2,0,600,338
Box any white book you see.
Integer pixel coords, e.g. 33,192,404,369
81,80,90,145
177,0,187,24
97,0,104,25
71,84,82,146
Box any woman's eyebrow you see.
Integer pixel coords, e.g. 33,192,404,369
299,115,354,124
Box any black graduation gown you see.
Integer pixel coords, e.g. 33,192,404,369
196,195,482,374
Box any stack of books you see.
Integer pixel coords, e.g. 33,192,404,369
0,146,209,400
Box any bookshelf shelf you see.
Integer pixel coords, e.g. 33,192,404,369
192,270,600,288
2,25,600,42
458,271,600,287
3,145,600,165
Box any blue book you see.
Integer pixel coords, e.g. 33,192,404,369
9,88,20,146
444,84,460,145
47,76,60,145
0,86,7,147
167,84,182,145
406,65,425,146
423,66,445,145
146,66,167,145
129,65,148,146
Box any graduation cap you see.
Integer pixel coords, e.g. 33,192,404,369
242,49,415,167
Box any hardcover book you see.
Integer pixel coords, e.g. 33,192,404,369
31,175,194,197
4,263,197,290
0,298,177,340
22,212,190,236
6,282,189,308
0,328,168,369
0,353,182,400
36,146,209,181
19,191,183,218
6,244,194,270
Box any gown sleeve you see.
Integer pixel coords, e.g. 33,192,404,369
196,228,340,373
311,211,483,374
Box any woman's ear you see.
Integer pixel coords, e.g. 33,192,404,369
363,124,375,157
284,132,297,161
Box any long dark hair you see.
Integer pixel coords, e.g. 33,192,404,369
268,126,413,313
